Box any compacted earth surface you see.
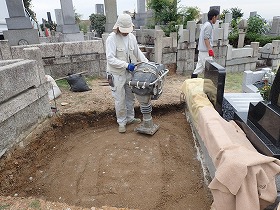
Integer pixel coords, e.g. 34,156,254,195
0,74,213,209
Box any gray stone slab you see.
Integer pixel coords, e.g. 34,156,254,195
0,60,40,103
62,40,104,55
104,0,117,32
226,57,257,66
55,9,64,26
11,43,63,59
0,59,23,66
187,21,196,43
0,116,17,153
0,40,12,60
24,47,47,84
0,88,39,123
225,13,232,24
13,98,47,142
60,0,76,25
162,53,176,64
5,0,26,17
58,33,84,42
61,24,80,34
270,16,280,35
6,17,33,30
223,93,263,113
3,29,40,46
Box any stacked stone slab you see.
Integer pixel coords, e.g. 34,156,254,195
0,47,50,156
3,0,39,46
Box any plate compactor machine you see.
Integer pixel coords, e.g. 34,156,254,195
128,62,169,135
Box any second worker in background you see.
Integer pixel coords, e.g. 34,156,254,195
191,9,219,78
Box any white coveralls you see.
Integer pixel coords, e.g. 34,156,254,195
193,21,214,75
106,32,148,126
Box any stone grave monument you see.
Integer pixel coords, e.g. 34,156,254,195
204,60,226,116
270,16,280,36
104,0,117,32
58,0,84,42
47,12,53,25
210,6,220,14
250,11,257,17
133,0,148,28
234,67,280,158
3,0,39,46
55,9,64,32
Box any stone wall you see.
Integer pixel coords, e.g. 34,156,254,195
0,40,106,79
259,40,280,71
1,23,280,80
0,50,50,156
225,42,259,72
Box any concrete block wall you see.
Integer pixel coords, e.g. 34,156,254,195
0,58,50,156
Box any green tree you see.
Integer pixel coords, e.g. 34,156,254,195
74,8,82,24
147,0,178,25
89,14,106,37
220,9,230,22
23,0,36,21
178,6,200,27
147,0,179,36
230,7,243,20
247,15,270,35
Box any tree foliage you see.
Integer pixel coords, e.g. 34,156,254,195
23,0,36,21
247,15,270,35
147,0,178,25
220,9,230,21
178,6,200,27
89,13,106,37
147,0,180,36
230,7,243,20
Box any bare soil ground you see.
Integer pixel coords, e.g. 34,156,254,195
0,74,213,209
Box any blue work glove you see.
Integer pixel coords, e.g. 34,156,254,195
127,63,135,72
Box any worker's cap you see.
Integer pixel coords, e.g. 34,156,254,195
113,14,134,33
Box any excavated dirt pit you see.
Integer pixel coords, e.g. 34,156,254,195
0,106,212,209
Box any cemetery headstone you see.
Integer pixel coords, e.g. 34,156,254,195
210,6,220,14
55,9,64,32
137,0,146,13
234,68,280,158
104,0,117,32
47,12,53,25
270,16,280,36
250,11,257,17
133,0,148,28
59,0,84,41
95,4,104,15
3,0,39,46
224,13,232,24
204,59,226,116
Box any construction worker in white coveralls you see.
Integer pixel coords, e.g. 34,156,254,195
106,14,149,133
191,9,219,78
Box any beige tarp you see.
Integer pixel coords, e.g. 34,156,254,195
181,79,280,210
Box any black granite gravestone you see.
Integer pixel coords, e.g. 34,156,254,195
204,60,226,116
234,67,280,158
47,12,53,25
